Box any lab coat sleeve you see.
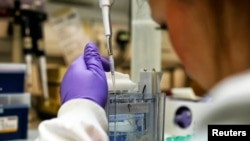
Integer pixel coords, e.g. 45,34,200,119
35,99,109,141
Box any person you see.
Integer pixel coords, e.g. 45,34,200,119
149,0,250,140
36,0,250,140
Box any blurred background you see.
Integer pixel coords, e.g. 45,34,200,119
0,0,206,140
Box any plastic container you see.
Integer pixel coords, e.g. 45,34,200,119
106,92,165,141
0,93,30,140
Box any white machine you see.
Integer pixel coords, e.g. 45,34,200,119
164,88,211,141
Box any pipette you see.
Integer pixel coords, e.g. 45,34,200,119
99,0,115,76
99,0,116,139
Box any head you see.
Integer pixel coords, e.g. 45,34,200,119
149,0,250,90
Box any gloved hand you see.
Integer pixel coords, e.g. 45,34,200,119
60,43,110,108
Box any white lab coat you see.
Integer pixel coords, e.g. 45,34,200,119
193,70,250,141
36,99,109,141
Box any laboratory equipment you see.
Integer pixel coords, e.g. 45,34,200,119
0,64,30,140
106,69,166,141
35,11,49,102
99,0,115,76
0,93,31,140
21,15,33,91
131,0,162,83
0,63,26,93
164,88,211,140
6,0,49,99
19,5,49,101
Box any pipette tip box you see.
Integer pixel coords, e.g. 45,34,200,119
0,93,30,140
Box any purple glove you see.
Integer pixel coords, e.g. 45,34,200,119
60,43,110,108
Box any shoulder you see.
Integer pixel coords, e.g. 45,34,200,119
193,72,250,140
203,71,250,124
193,91,250,141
